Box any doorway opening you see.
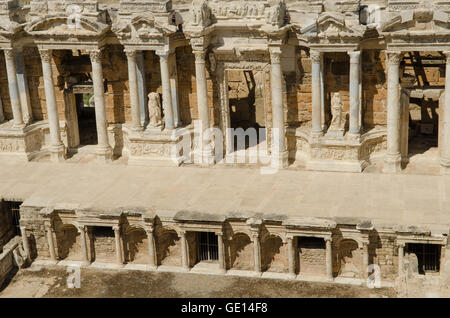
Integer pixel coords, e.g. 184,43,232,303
227,69,267,152
75,93,97,146
4,201,22,236
197,232,218,262
406,243,441,274
402,52,445,165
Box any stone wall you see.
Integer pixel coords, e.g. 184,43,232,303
92,227,116,262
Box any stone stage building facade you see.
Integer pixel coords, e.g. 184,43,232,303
0,0,449,295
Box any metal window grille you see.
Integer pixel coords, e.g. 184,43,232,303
406,243,441,273
198,232,218,262
5,201,21,236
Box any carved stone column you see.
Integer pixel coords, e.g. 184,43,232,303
15,48,32,124
89,49,113,162
384,51,403,173
325,237,333,281
146,229,157,268
180,230,189,270
77,225,90,265
20,226,30,260
3,49,24,127
269,47,288,168
169,51,181,127
39,49,65,162
287,237,295,277
398,242,405,275
113,225,123,265
136,51,148,126
125,49,143,131
45,222,57,261
311,50,323,136
157,51,175,129
348,51,361,136
194,50,210,131
193,50,213,163
217,232,226,272
252,232,261,274
441,52,450,173
362,242,369,278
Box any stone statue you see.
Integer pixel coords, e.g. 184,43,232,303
327,92,345,135
191,0,211,27
148,92,163,128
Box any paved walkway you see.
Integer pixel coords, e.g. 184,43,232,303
0,159,449,232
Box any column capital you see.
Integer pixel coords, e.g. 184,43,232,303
77,225,87,233
310,50,321,63
269,47,282,64
124,49,137,61
386,51,403,66
4,48,15,61
112,225,121,232
156,50,170,60
397,241,406,248
348,50,361,64
193,50,206,63
89,49,103,63
39,49,52,63
145,228,154,236
324,237,333,243
180,230,187,237
443,51,450,62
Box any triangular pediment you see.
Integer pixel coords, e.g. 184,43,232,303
114,14,176,39
302,12,364,38
25,14,109,37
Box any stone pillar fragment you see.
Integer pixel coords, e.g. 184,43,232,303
269,47,288,168
252,233,261,274
89,49,113,162
20,226,30,261
45,223,57,261
4,49,23,127
441,52,450,173
146,229,157,268
180,231,189,270
217,232,226,273
348,51,361,136
39,49,65,162
125,49,143,131
157,51,175,129
325,237,333,281
78,225,90,265
113,225,123,265
311,50,323,136
287,237,295,277
398,243,405,275
384,51,403,173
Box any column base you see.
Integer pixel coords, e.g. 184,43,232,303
96,146,113,163
49,144,66,163
383,154,402,173
311,130,323,138
271,150,289,168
